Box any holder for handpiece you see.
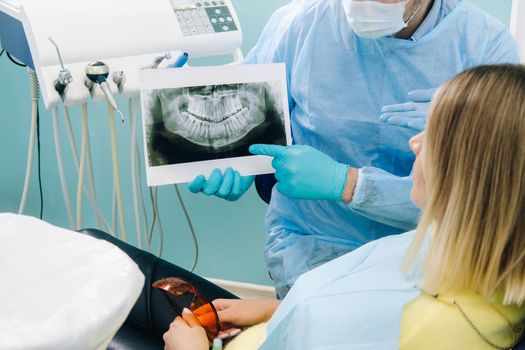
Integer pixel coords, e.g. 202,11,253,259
85,61,124,122
48,37,72,96
146,52,172,69
112,70,126,94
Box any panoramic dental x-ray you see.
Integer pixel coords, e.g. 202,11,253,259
143,81,287,165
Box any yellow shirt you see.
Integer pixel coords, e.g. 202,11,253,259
225,293,525,350
401,292,525,350
224,323,267,350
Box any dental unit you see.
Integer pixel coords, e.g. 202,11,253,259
0,0,244,257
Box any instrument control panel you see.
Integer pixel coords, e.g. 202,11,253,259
173,0,238,37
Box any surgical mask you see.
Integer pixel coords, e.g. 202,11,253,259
342,0,418,39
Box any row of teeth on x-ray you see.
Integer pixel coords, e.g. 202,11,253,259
180,106,251,140
177,93,261,143
186,94,244,123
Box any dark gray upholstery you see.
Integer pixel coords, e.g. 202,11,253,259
79,228,237,350
79,226,525,349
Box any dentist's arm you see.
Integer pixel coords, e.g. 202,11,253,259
250,144,419,230
345,167,419,230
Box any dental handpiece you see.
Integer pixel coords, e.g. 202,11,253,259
85,61,124,122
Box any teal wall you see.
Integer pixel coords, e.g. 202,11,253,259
471,0,513,24
0,0,512,286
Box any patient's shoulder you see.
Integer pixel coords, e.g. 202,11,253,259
224,323,267,350
400,292,525,350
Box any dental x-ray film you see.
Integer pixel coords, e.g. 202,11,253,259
139,63,291,185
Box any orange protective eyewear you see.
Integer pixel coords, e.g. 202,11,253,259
152,277,220,341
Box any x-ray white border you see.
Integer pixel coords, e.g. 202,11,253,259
510,0,525,62
139,63,292,186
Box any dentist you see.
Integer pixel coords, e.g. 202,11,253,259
189,0,519,297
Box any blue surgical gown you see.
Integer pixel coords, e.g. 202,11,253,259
245,0,519,291
260,231,422,349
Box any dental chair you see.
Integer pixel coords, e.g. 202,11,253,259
74,176,274,350
79,228,237,350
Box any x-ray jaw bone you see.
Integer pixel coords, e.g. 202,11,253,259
160,83,272,150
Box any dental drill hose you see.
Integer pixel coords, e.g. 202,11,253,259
148,187,164,257
155,188,164,257
62,106,113,234
30,69,39,101
18,70,39,215
107,105,127,241
174,185,199,272
52,107,75,228
76,104,88,230
130,97,143,248
112,176,118,234
134,129,149,240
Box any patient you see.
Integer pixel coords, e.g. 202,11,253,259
163,64,525,349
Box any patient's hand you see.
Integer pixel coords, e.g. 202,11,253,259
214,299,281,328
163,308,209,350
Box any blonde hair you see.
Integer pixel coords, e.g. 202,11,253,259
404,64,525,305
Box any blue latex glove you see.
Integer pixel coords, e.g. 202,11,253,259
188,167,255,202
249,144,350,201
379,88,437,131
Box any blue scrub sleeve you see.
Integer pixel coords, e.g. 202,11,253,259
347,167,420,231
477,26,520,65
